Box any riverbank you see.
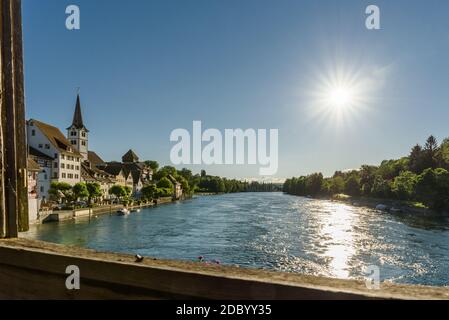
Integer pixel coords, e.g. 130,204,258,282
37,197,176,224
328,194,440,215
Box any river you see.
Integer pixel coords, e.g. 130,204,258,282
24,192,449,286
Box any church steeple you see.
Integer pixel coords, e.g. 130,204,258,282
67,93,89,161
70,94,88,131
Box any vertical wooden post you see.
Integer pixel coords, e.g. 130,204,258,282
0,0,28,238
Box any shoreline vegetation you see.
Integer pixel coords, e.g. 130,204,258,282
44,164,282,220
283,135,449,215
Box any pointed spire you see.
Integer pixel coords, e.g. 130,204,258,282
68,94,88,131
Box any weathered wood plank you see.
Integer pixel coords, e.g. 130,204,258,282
0,239,448,300
10,0,28,232
0,0,27,238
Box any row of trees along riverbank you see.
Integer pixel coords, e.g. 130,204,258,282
47,164,281,210
150,166,282,194
283,135,449,212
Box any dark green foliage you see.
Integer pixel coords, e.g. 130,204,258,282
283,135,449,212
415,168,449,210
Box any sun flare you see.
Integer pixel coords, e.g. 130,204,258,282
326,86,354,109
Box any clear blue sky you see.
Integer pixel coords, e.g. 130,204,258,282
22,0,449,180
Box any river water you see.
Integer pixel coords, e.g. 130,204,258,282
24,192,449,286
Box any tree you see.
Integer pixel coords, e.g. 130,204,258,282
330,176,345,194
144,160,159,173
438,138,449,169
415,168,449,211
178,168,193,181
109,185,126,200
305,173,323,196
409,144,426,174
423,135,439,169
344,175,361,196
49,182,72,203
359,165,377,195
371,176,391,198
141,184,157,200
392,171,417,200
72,183,89,205
86,182,102,205
177,176,191,194
124,186,132,198
157,177,173,189
153,166,177,181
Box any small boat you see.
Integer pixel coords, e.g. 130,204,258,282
117,208,130,216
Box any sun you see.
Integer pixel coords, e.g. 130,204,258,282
326,86,355,109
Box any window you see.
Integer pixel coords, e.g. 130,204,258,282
76,166,79,170
31,129,35,136
68,174,73,179
53,172,58,179
44,174,47,180
45,144,50,149
81,141,86,146
75,174,79,179
71,140,76,145
61,163,65,169
54,153,57,158
71,131,76,136
54,162,58,168
62,173,66,179
40,186,44,193
82,132,86,137
38,144,43,148
61,155,65,160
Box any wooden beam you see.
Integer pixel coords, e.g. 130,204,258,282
0,0,28,238
10,0,27,232
1,239,449,300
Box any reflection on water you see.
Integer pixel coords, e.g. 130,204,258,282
320,204,356,278
23,193,449,286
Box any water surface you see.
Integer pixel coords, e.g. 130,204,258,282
24,193,449,286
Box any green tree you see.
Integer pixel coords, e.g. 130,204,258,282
344,175,361,196
305,173,323,196
49,182,72,203
371,176,391,198
153,166,177,181
86,182,102,205
144,160,159,173
330,176,345,194
423,135,439,169
157,177,173,189
359,165,378,196
438,138,449,169
109,185,126,200
73,183,89,204
409,144,426,174
178,168,193,181
177,175,191,195
392,171,417,200
415,168,449,211
141,184,157,200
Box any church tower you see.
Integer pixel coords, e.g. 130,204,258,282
67,94,89,161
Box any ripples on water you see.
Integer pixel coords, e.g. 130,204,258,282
24,193,449,286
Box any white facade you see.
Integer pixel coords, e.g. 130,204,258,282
27,120,82,191
67,126,88,161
